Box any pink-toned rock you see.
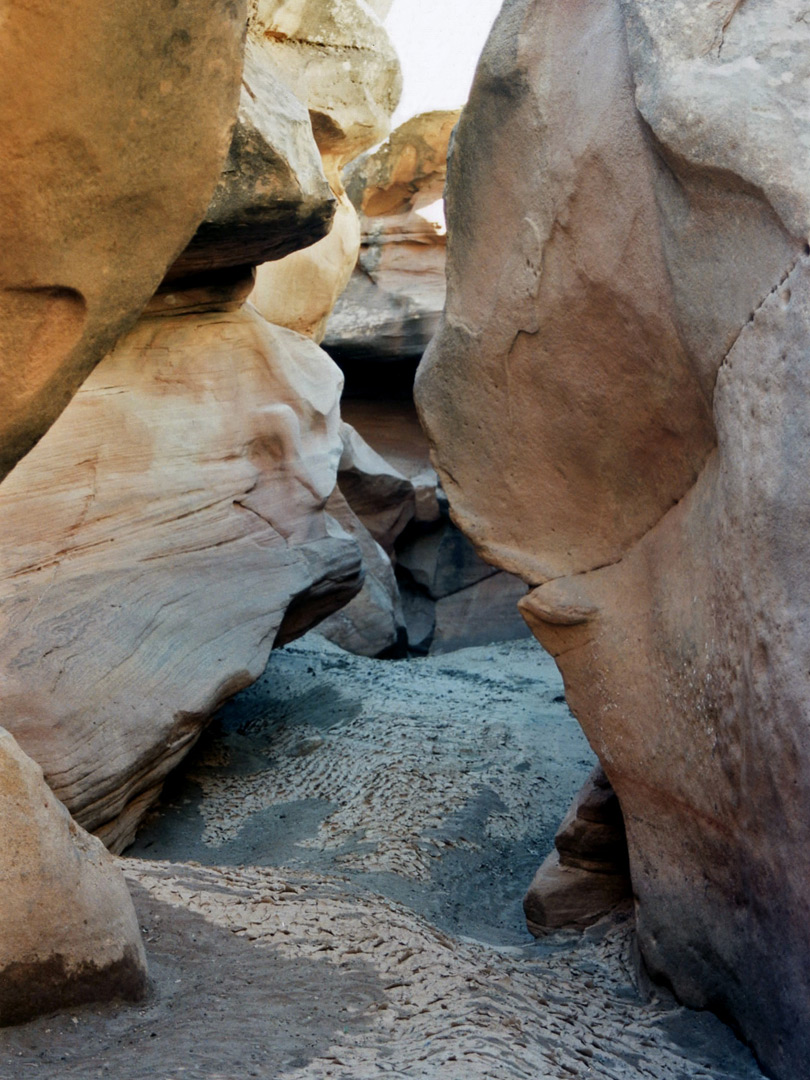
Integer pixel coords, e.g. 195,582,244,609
0,305,361,851
416,1,810,1075
0,0,247,479
524,766,630,933
0,728,147,1025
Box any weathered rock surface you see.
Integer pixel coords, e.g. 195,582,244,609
416,1,810,1076
249,189,361,340
524,766,631,933
166,39,336,281
318,489,406,657
0,306,362,851
324,111,458,362
0,0,247,480
337,422,415,555
248,0,402,342
0,728,147,1025
249,0,402,178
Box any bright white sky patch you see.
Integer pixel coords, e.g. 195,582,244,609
385,0,504,126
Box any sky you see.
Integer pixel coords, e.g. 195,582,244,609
384,0,504,126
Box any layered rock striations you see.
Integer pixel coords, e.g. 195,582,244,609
0,0,253,1026
416,1,810,1076
0,304,362,851
324,110,459,363
0,0,248,480
0,15,384,850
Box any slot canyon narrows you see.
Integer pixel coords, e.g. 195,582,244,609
0,2,806,1078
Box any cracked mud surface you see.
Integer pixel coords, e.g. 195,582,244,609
0,637,764,1079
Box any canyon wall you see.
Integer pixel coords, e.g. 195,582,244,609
0,1,403,851
415,2,810,1077
0,0,251,1021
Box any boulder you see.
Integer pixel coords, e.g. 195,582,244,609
0,305,362,851
429,572,531,657
337,422,415,554
524,766,631,933
249,189,361,340
165,39,336,281
324,110,459,362
249,0,402,179
415,1,810,1076
318,489,407,658
0,728,147,1025
248,0,402,342
397,518,498,600
0,0,247,479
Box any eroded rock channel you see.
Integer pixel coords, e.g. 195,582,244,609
2,637,763,1079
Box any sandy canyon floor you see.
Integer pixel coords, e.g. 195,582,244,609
1,636,764,1079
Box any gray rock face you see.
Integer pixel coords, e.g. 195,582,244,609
167,40,336,280
0,729,147,1025
415,1,810,1076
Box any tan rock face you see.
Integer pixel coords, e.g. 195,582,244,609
250,0,402,179
0,728,147,1025
0,0,247,480
0,305,362,851
250,188,361,340
248,0,402,342
324,111,459,362
416,0,810,1075
166,39,336,282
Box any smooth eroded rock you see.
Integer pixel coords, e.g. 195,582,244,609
0,729,147,1025
167,39,336,281
324,110,459,362
416,1,810,1075
0,0,247,479
0,305,362,850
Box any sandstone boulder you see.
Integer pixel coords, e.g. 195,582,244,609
166,39,336,281
249,0,402,179
524,766,631,933
0,728,147,1025
0,305,362,851
248,0,402,342
324,110,459,362
318,489,407,658
0,0,247,479
337,422,415,554
415,1,810,1076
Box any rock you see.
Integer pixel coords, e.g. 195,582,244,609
318,490,407,658
0,0,247,480
429,572,531,657
416,0,810,1075
0,728,147,1025
249,189,361,340
337,422,415,554
524,766,631,933
249,0,402,180
553,766,628,874
399,589,436,656
397,518,498,600
166,39,336,281
523,851,631,935
323,111,459,362
0,305,362,851
248,0,402,342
